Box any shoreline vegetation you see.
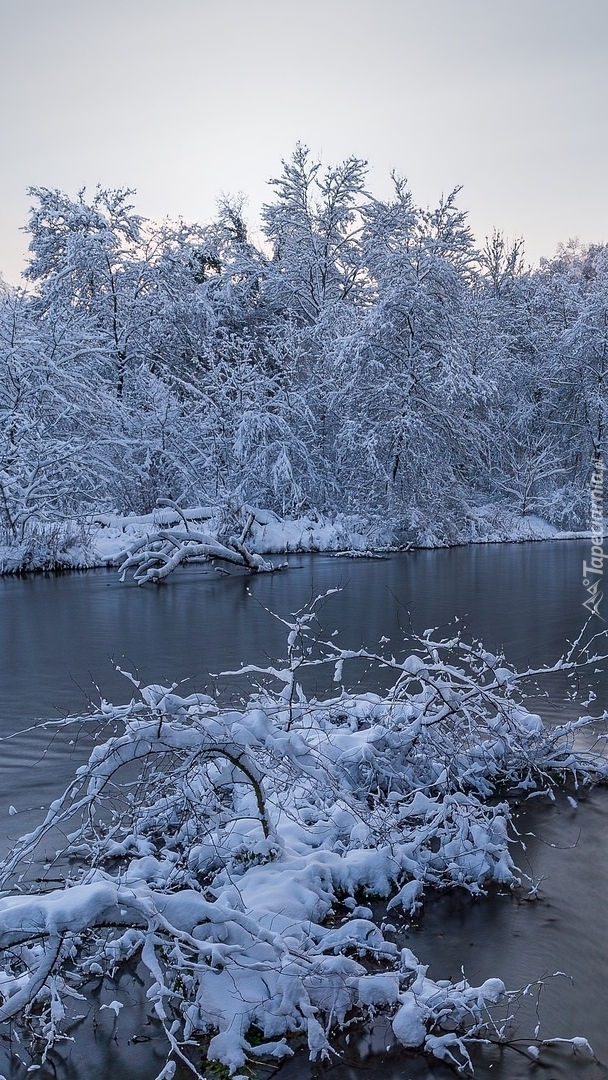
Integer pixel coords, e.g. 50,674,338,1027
0,503,593,578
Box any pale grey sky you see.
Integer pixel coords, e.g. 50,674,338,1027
0,0,606,283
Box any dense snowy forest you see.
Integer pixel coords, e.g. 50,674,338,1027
1,144,607,551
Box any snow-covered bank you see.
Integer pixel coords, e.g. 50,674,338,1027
0,504,591,577
0,601,606,1077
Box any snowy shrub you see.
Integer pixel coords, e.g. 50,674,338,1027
0,597,606,1077
0,519,95,573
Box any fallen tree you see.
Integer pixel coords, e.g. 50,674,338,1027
115,500,281,583
0,598,606,1078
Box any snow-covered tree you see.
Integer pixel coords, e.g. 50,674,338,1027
329,179,482,534
262,143,369,324
0,289,122,535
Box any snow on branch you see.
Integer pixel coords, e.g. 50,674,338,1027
0,602,606,1076
114,501,282,583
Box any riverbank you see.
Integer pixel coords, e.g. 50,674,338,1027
0,504,590,576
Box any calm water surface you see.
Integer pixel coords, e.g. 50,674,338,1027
0,541,607,1080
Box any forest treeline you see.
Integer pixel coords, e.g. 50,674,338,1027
1,145,606,545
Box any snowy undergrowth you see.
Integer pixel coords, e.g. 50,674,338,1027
0,596,606,1078
0,501,589,577
0,520,97,574
93,504,587,564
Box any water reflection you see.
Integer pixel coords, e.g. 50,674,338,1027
1,542,606,727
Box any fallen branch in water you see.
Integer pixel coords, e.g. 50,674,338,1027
115,500,282,583
0,595,606,1077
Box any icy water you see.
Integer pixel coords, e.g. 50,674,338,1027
1,541,607,1080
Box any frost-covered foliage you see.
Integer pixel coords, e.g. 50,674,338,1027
0,600,606,1077
1,155,608,557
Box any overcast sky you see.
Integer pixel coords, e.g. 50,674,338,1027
0,0,606,283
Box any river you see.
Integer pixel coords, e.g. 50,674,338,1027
0,541,607,1079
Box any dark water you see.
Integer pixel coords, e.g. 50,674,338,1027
0,541,607,1079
